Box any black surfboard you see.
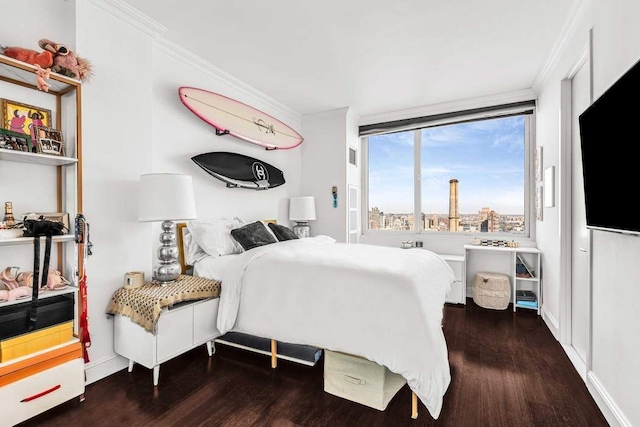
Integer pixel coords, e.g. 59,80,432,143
191,151,285,190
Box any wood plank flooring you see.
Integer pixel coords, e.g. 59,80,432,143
18,300,608,426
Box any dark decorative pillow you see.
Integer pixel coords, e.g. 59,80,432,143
230,221,278,251
268,222,299,241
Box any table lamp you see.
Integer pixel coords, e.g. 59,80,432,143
289,196,316,238
139,173,197,284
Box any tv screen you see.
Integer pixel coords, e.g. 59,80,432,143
578,58,640,235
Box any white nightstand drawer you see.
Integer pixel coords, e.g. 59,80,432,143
0,358,84,426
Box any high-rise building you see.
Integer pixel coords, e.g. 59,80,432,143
449,179,459,232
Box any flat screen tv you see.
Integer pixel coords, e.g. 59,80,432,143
578,57,640,235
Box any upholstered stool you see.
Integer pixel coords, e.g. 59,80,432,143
472,272,511,310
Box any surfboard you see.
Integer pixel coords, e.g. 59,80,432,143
179,87,303,150
192,151,285,190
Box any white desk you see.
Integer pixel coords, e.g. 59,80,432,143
463,245,541,314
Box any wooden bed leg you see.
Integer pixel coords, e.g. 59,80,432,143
271,339,277,369
411,392,418,419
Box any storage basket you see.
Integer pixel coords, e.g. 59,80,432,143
324,350,406,411
0,321,73,362
472,272,511,310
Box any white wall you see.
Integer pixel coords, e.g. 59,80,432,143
535,0,640,425
301,107,349,241
2,0,302,385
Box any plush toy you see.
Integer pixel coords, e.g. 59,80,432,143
34,64,51,92
0,45,53,68
39,39,92,82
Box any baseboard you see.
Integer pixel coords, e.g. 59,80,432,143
560,343,586,382
541,306,560,339
84,353,129,385
586,372,631,427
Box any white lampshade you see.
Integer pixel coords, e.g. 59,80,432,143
138,173,197,222
289,196,316,221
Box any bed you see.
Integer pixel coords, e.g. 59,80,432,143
177,219,455,419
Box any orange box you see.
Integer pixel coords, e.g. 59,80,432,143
0,322,73,363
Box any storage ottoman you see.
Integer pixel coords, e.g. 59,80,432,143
472,272,511,310
324,350,406,411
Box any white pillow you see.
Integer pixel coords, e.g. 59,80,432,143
188,217,245,257
182,230,208,265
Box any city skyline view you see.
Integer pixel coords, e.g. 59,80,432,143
368,115,526,215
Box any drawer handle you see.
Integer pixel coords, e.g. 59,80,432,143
21,385,61,402
342,374,366,386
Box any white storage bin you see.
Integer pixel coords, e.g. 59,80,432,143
472,271,511,310
324,350,406,411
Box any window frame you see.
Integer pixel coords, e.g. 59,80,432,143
361,108,536,239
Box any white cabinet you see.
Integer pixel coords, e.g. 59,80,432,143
440,254,466,305
114,297,222,386
464,245,542,314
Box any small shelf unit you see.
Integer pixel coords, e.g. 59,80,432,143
464,244,542,314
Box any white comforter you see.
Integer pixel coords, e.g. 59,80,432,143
218,236,454,419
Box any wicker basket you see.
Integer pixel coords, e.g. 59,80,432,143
472,272,511,310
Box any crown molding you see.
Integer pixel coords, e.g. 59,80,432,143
85,0,302,127
153,37,302,128
359,89,537,126
532,0,588,93
87,0,167,37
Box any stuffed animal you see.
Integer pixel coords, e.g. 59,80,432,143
34,64,51,92
39,39,92,82
0,45,53,68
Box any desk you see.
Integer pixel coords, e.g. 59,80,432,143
464,245,541,314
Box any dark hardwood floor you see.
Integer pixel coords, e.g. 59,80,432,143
19,300,608,427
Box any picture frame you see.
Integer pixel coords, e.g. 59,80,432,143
0,128,32,152
1,99,52,138
32,125,65,156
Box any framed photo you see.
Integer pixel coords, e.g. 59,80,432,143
0,128,32,152
32,125,65,156
1,99,52,138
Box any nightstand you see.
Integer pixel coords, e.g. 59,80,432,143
108,275,222,386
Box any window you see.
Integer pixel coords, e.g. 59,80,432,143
363,102,534,236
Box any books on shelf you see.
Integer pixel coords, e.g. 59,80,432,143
516,300,538,309
515,290,537,301
516,254,535,278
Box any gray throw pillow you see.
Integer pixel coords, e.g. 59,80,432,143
267,222,299,241
231,221,278,251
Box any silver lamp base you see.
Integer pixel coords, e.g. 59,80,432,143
293,221,310,239
153,220,181,285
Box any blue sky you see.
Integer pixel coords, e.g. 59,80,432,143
368,116,525,215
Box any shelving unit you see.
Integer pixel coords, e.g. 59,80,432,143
464,244,542,314
0,54,86,424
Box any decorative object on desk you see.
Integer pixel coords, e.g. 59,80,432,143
401,241,413,249
138,173,197,285
32,125,64,156
124,271,145,289
414,240,423,248
3,202,16,227
178,87,303,150
0,128,32,152
1,98,51,137
289,196,316,238
192,151,285,190
534,146,543,221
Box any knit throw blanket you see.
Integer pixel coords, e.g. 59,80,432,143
106,274,221,333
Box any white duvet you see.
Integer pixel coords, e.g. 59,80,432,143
217,236,454,419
